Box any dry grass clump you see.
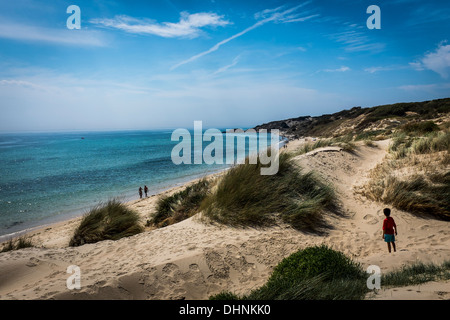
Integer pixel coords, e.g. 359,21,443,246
358,125,449,220
1,236,34,252
150,178,211,228
201,152,340,233
69,199,143,246
292,135,356,157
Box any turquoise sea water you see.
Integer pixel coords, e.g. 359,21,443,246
0,130,242,237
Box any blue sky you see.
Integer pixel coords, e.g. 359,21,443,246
0,0,449,132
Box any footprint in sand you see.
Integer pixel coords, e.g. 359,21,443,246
205,250,229,279
189,264,200,272
363,214,379,225
26,257,40,267
161,263,180,278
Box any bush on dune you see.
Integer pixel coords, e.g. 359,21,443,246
201,152,339,233
69,199,143,247
210,245,368,300
382,261,450,287
400,121,439,135
151,178,210,228
361,126,450,220
210,245,450,300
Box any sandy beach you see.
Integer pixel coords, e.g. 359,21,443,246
0,138,449,300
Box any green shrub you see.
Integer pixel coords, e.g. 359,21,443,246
401,121,439,135
410,131,449,154
382,175,450,219
210,247,450,300
152,179,210,228
269,245,365,282
201,153,338,233
389,132,410,153
251,245,367,299
69,199,143,247
210,246,368,300
355,130,386,141
382,261,450,287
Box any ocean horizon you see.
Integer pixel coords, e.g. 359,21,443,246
0,128,281,239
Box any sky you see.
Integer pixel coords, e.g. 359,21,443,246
0,0,449,132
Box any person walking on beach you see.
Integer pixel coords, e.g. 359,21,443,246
139,187,143,199
382,208,397,253
144,185,148,197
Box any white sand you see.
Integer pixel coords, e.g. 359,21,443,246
0,139,449,300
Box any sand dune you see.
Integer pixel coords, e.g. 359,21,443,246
0,139,449,300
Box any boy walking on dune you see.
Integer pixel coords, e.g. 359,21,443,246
382,208,397,253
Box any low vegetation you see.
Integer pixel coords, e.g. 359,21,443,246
382,261,450,287
201,153,339,233
210,246,450,300
400,121,440,136
0,236,34,252
69,199,143,247
255,98,450,139
292,135,356,157
150,178,210,228
359,123,450,220
210,245,368,300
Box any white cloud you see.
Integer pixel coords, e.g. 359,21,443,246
411,42,450,78
364,65,409,74
399,83,450,91
0,22,107,47
329,29,385,53
171,2,317,70
323,66,350,72
91,12,229,39
213,55,240,75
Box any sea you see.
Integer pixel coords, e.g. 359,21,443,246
0,129,283,239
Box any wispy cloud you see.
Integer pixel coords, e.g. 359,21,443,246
171,2,317,70
323,66,350,72
213,55,240,75
364,65,410,74
91,12,229,38
0,79,47,90
329,27,385,53
399,82,450,92
406,4,450,27
410,41,450,78
0,21,107,47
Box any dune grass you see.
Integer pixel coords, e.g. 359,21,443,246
400,121,440,136
69,199,143,247
0,236,34,253
210,245,368,300
354,130,386,141
360,125,450,220
200,152,339,233
210,246,450,300
381,261,450,287
293,139,335,155
292,135,356,157
151,178,210,228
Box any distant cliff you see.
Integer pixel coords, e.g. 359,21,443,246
254,98,450,139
